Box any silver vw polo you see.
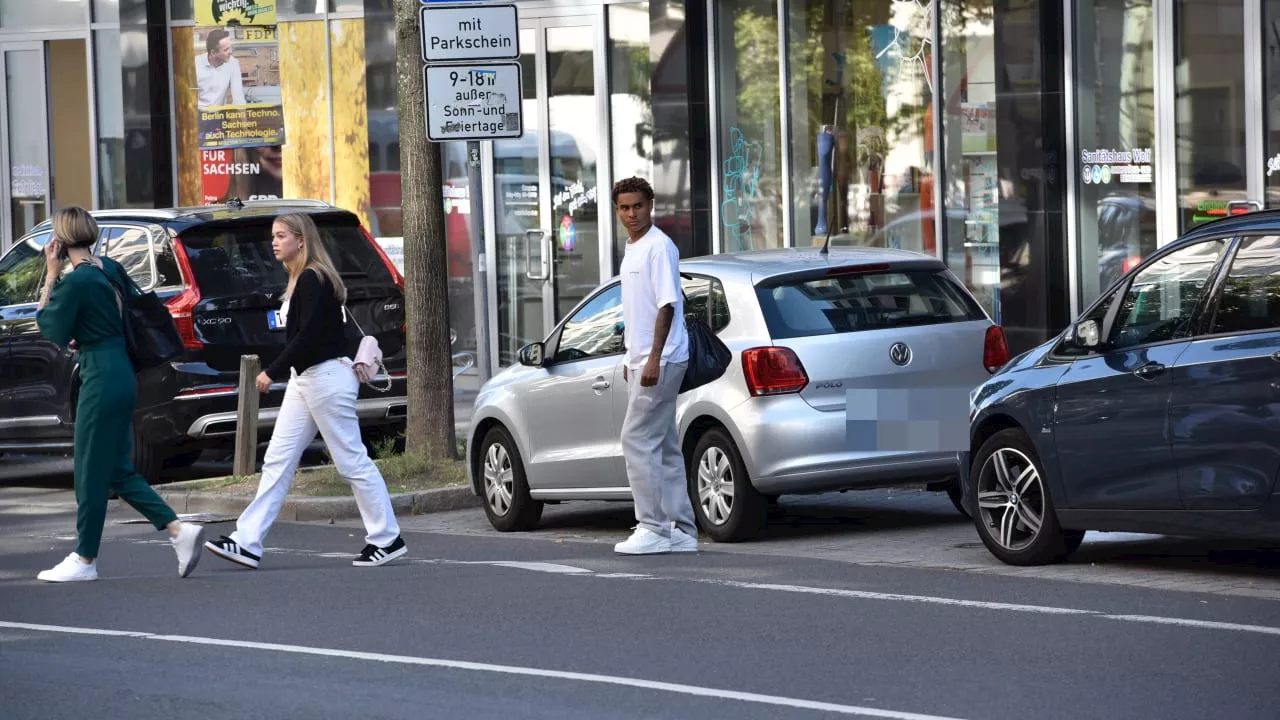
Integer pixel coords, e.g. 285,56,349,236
466,247,1009,541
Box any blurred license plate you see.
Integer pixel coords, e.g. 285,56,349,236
267,310,285,330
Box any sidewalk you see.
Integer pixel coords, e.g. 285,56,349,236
155,476,482,523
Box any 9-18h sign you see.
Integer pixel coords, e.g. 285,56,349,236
419,2,522,141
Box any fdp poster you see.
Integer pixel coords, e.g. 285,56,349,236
194,0,284,151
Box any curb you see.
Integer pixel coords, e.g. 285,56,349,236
156,484,481,522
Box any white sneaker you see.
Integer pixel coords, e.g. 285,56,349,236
171,522,205,578
670,526,699,553
614,527,671,555
37,553,98,583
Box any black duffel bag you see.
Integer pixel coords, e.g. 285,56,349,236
679,313,732,394
96,263,184,371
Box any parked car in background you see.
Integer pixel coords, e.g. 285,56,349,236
467,247,1010,541
0,200,408,481
965,210,1280,565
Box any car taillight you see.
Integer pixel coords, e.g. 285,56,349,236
168,237,203,350
362,226,405,292
742,346,808,396
984,325,1010,374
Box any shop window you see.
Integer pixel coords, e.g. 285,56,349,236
1072,0,1157,307
608,2,652,273
1175,0,1247,233
716,0,783,251
789,0,935,256
1262,1,1280,210
0,0,87,27
941,1,999,317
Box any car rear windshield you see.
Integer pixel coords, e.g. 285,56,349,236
756,269,986,339
178,215,393,295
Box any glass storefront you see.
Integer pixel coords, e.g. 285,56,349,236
1175,0,1248,232
786,0,935,254
716,0,784,251
1073,0,1156,307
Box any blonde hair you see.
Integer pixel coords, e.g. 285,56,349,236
52,206,99,248
277,213,347,304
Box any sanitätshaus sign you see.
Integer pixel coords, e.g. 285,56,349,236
196,0,277,26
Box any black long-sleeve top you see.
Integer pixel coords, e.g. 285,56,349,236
265,268,347,382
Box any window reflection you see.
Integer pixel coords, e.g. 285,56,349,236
788,1,934,254
1211,236,1280,335
1073,0,1156,307
716,0,783,251
0,232,51,306
1111,240,1226,350
554,285,624,362
1175,0,1247,232
608,2,652,272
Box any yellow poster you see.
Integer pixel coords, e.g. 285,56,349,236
195,0,277,27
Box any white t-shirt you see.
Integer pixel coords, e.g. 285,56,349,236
620,224,689,368
196,55,246,108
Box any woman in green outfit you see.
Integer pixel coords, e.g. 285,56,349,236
34,207,205,583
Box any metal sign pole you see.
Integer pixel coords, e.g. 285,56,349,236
467,140,491,383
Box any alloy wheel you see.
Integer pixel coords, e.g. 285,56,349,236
483,443,514,516
975,447,1045,551
697,446,734,526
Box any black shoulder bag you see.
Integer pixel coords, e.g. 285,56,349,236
94,262,184,371
679,300,732,394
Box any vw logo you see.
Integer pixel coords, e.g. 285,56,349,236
889,342,912,366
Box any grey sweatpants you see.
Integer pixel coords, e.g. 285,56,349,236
621,361,696,538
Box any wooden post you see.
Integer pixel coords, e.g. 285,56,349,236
233,354,261,478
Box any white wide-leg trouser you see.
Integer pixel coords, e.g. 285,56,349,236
231,359,400,556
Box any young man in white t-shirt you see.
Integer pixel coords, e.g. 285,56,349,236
612,177,697,555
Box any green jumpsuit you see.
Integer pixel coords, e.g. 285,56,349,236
37,257,178,558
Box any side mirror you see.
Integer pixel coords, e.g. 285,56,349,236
518,342,545,367
1074,319,1101,349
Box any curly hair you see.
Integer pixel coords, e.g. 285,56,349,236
611,177,655,205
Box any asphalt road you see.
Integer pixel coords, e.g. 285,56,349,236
2,487,1279,719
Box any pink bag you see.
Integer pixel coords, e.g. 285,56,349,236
345,307,392,393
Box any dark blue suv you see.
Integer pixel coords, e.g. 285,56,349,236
0,200,408,481
966,210,1280,565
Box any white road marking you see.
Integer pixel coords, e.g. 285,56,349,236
126,539,1280,637
0,620,966,720
455,561,593,574
1102,615,1280,637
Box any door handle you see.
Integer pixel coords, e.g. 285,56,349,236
524,229,549,281
591,378,611,391
1133,362,1165,380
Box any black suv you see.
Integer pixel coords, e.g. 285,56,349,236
0,200,408,479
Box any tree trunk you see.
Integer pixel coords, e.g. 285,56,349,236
395,0,456,459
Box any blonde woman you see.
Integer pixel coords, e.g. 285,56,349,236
204,213,406,568
34,207,205,582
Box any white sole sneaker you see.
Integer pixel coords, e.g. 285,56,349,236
173,523,206,578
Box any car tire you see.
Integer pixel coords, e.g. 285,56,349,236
164,448,204,470
970,428,1084,566
479,426,542,532
687,427,767,542
131,433,166,484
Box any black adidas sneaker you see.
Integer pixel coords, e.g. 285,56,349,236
204,536,261,569
353,536,407,567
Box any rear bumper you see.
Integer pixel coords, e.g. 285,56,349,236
185,396,407,439
729,394,967,495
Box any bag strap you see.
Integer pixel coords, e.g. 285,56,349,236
89,261,124,317
343,304,368,338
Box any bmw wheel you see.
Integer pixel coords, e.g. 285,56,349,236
970,429,1084,565
688,427,767,542
479,426,542,532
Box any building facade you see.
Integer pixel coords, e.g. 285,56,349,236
0,0,1272,376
